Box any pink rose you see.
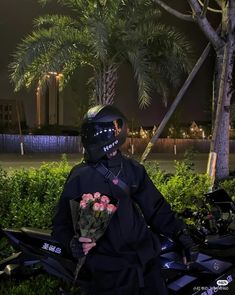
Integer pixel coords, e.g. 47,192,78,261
80,200,87,209
94,192,101,199
99,203,106,211
106,204,117,214
93,202,100,211
82,193,94,203
100,195,110,204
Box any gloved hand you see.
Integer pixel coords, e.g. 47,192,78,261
69,235,85,258
176,229,199,264
70,236,96,258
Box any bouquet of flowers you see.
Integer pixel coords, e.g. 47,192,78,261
73,192,117,240
70,192,118,283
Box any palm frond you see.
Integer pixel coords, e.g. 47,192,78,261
87,18,108,62
34,14,78,29
147,24,194,73
38,0,53,6
9,25,90,91
38,0,82,10
122,20,193,105
128,49,153,108
119,0,162,28
9,30,55,91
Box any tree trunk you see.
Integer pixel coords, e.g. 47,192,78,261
94,63,118,105
208,45,234,181
212,55,219,129
207,0,235,182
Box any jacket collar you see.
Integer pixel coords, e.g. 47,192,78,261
100,150,123,168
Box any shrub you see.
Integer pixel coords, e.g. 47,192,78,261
1,156,234,228
0,275,60,295
0,167,11,227
219,178,235,201
1,158,71,228
143,161,169,187
145,159,211,212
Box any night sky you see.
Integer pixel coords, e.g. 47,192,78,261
0,0,219,127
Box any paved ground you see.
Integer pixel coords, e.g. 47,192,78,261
0,152,235,173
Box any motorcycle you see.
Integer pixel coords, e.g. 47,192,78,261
160,233,235,295
1,189,235,295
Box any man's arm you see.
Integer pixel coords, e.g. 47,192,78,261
52,166,96,257
52,167,81,252
132,165,185,237
132,165,198,263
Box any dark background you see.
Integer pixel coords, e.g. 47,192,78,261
0,0,220,127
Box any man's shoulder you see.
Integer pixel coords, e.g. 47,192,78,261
67,162,92,183
122,154,145,171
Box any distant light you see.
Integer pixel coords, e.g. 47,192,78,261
48,71,58,75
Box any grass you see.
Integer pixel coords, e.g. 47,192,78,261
0,152,235,173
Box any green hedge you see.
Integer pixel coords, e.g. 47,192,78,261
0,157,235,294
0,275,60,295
1,157,234,230
144,160,212,212
0,157,71,229
0,158,72,294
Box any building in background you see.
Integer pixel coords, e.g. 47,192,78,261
0,99,25,133
36,72,64,128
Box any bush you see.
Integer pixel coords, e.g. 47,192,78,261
0,157,71,228
145,159,211,212
0,275,60,295
1,156,234,228
219,178,235,201
0,167,11,226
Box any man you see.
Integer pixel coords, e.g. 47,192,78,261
52,105,198,295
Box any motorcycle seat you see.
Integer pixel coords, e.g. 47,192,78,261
205,189,235,212
21,227,56,243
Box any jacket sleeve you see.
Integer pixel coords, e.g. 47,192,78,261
51,167,81,252
132,165,185,238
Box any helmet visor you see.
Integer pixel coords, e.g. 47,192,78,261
82,120,123,146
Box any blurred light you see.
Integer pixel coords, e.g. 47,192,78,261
48,71,58,75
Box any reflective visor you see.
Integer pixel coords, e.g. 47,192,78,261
81,121,116,145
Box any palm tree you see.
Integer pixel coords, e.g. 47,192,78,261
10,0,193,108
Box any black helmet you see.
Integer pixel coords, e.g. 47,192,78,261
81,105,127,162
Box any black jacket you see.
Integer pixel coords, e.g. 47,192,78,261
52,152,185,271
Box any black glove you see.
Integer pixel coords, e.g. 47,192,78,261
176,229,199,263
69,235,85,259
